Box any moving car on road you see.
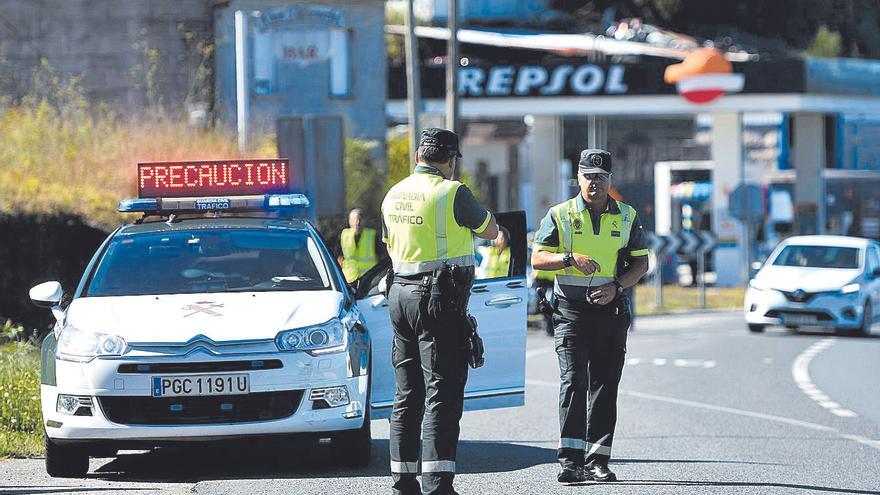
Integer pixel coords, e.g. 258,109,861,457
30,159,527,478
744,235,880,335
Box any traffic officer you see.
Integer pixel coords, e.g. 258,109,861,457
338,208,380,282
531,149,649,483
381,128,498,495
483,227,511,278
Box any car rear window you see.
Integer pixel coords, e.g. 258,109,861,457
86,229,332,296
771,245,861,269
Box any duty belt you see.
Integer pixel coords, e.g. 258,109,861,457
392,255,475,276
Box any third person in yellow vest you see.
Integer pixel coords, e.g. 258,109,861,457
338,208,382,283
482,227,511,278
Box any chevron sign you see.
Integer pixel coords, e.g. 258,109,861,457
646,231,717,255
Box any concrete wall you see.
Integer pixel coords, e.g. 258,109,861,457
0,0,211,108
213,0,386,142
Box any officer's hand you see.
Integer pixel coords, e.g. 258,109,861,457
572,254,600,276
589,283,618,306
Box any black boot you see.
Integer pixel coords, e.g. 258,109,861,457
557,466,586,484
585,462,617,482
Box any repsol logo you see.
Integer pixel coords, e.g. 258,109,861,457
458,64,628,97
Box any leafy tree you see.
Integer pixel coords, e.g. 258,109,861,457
807,25,842,58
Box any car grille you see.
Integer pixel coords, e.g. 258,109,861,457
779,290,818,303
764,309,833,321
117,360,283,374
98,390,303,425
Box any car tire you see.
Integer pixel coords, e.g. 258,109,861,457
748,324,765,333
857,300,873,337
45,434,89,478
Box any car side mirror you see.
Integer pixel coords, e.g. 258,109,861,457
30,281,63,309
751,261,763,272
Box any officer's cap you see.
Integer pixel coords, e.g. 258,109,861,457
419,128,462,157
578,149,612,176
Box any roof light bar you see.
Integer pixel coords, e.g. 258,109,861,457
117,194,310,214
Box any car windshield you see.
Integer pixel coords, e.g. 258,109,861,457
86,229,333,296
771,245,861,269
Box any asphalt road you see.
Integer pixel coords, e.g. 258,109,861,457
3,310,879,494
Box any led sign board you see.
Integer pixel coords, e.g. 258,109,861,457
138,159,290,198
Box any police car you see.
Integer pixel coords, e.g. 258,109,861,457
30,159,527,477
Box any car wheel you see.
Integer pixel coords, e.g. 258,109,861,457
857,300,872,337
748,324,765,333
45,434,89,478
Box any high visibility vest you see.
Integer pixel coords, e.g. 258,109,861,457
340,227,378,282
485,246,511,278
533,268,559,283
549,197,638,297
382,172,476,275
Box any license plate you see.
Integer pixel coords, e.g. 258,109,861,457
152,374,249,397
784,314,816,325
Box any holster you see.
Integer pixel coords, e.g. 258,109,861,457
465,314,485,369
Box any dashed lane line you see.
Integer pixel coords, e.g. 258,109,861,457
792,338,858,418
525,380,880,452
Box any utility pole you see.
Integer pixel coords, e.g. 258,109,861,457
445,0,459,135
404,0,421,168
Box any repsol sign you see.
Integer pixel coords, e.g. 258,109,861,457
458,64,629,97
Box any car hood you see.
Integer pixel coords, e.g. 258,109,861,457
66,291,344,343
756,266,860,292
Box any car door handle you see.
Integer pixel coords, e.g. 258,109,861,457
485,296,522,308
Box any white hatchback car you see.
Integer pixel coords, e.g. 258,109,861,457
744,235,880,335
30,193,528,478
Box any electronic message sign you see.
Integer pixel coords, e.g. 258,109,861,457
138,159,290,198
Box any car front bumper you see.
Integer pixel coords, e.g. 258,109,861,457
42,349,368,443
744,287,864,330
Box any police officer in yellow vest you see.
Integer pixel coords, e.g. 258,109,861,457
381,128,498,495
483,227,511,278
531,149,649,484
338,208,380,282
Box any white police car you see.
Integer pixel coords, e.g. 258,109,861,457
745,235,880,335
30,159,527,477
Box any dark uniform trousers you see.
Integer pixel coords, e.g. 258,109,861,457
554,294,630,469
388,278,469,495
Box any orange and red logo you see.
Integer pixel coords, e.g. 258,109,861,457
664,48,744,104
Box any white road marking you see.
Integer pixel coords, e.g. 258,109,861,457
791,338,858,419
525,379,880,452
763,358,774,364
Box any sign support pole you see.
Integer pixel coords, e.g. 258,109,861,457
235,11,249,153
697,247,706,308
404,0,422,168
445,0,459,136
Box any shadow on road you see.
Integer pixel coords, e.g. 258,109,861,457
598,480,880,494
1,487,149,495
86,438,555,483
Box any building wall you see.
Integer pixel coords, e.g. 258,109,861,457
213,0,386,142
0,0,211,108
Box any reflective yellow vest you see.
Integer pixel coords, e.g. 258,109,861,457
340,227,378,282
547,197,644,297
485,246,511,278
382,172,477,275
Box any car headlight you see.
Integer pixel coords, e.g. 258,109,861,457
841,283,860,294
276,317,349,355
57,325,127,362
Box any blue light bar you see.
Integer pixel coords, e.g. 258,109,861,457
118,198,159,212
116,194,310,214
266,194,310,209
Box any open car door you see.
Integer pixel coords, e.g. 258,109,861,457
355,211,528,419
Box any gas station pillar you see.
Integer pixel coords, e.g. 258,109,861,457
711,112,746,287
528,115,564,225
792,113,826,235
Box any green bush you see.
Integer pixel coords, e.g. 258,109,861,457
0,342,43,458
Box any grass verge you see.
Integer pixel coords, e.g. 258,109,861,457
635,285,745,315
0,342,43,458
